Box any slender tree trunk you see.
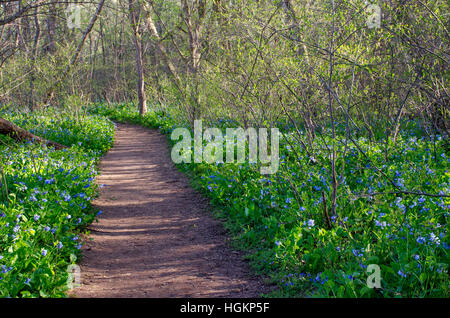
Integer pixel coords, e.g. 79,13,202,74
327,0,337,217
29,7,41,112
46,0,57,54
181,0,206,125
129,0,147,116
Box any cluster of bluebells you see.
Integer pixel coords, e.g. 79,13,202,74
187,122,449,297
91,104,449,297
0,111,114,297
7,111,115,154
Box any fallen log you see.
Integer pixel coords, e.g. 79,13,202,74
0,117,67,150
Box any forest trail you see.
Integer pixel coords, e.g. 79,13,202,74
72,123,269,298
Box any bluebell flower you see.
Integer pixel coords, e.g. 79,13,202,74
430,233,440,246
1,265,12,274
398,270,407,278
416,236,426,244
352,248,364,257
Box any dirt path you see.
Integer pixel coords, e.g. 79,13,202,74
72,123,270,298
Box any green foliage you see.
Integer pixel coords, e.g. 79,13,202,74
94,103,449,298
0,109,114,297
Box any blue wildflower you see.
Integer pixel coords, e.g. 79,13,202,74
416,236,426,244
398,270,407,278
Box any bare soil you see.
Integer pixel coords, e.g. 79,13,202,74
72,123,271,298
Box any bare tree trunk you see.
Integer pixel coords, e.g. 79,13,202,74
0,118,66,150
128,0,147,116
181,0,206,125
328,0,337,217
46,0,57,54
14,1,23,48
29,7,41,112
